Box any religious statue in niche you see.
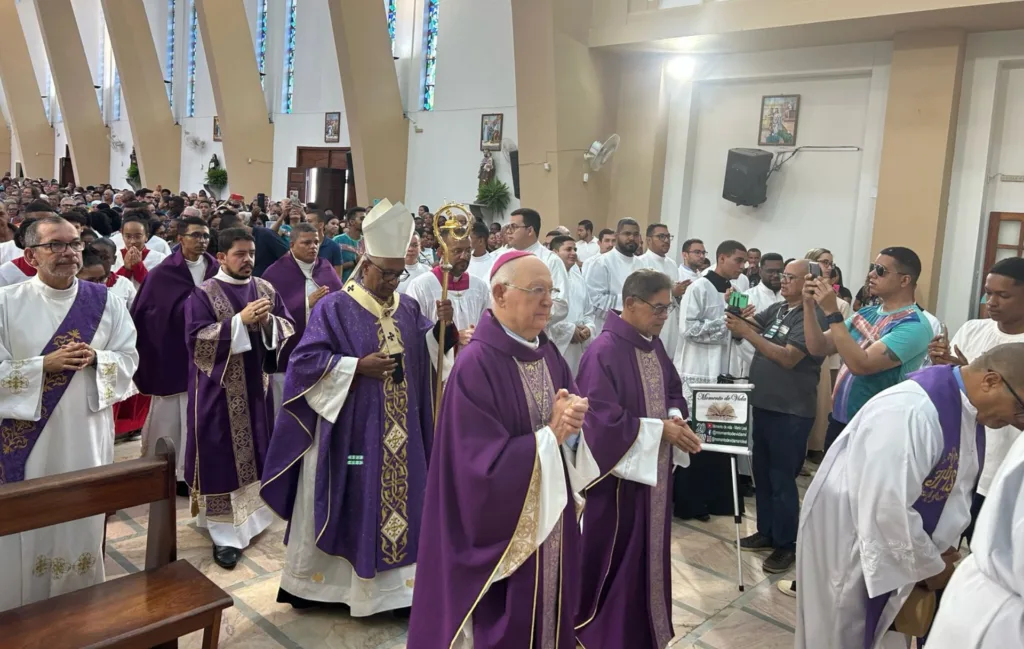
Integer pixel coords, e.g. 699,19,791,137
478,150,496,188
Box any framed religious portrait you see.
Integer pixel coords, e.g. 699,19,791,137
758,95,800,147
212,116,223,142
480,113,503,151
324,112,341,143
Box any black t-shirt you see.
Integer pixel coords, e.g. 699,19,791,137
747,301,827,419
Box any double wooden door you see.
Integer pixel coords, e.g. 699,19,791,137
286,147,358,212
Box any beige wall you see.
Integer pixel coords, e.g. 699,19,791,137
872,30,965,310
0,0,54,178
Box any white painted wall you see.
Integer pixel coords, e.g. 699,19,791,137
941,30,1024,333
661,42,891,279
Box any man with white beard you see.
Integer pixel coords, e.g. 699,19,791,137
547,235,595,374
585,218,643,333
0,216,138,611
638,223,686,360
795,344,1024,649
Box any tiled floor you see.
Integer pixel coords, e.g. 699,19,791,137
109,440,804,648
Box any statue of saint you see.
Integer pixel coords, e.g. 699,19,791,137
478,151,496,187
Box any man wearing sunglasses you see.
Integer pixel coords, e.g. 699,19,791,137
131,217,219,497
796,343,1024,649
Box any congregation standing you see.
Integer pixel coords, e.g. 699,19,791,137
0,173,1023,649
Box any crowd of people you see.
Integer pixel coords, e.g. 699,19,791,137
1,172,1023,648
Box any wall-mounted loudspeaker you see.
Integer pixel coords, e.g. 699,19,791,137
509,150,521,199
722,148,773,207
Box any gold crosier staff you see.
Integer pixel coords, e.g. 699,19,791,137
431,202,474,423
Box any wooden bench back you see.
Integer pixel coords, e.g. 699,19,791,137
0,437,178,570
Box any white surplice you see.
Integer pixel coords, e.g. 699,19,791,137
0,260,31,288
584,248,642,333
575,238,600,264
110,232,171,256
729,281,783,377
524,241,569,326
112,248,169,290
467,251,496,281
405,270,490,382
108,274,137,310
0,277,138,612
673,276,730,400
0,240,20,265
928,433,1024,648
947,319,1024,495
678,263,700,284
545,266,596,375
140,256,209,483
638,249,682,360
397,262,431,294
796,381,980,649
703,264,750,292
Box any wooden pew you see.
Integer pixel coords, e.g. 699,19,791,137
0,438,233,649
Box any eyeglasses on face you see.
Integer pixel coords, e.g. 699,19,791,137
504,283,560,299
182,232,211,241
366,258,409,282
30,240,85,254
651,233,674,242
687,249,707,257
780,273,804,282
991,369,1024,421
635,296,676,316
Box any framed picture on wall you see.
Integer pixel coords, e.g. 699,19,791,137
480,113,503,151
324,112,341,143
758,95,800,146
212,116,223,142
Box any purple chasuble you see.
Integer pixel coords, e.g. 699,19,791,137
862,365,985,649
261,253,342,371
407,310,581,649
574,311,687,649
260,282,435,577
0,281,107,484
184,277,294,503
131,250,218,396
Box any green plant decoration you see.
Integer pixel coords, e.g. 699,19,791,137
126,162,140,185
205,166,228,189
476,178,511,214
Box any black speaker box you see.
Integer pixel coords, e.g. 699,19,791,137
509,150,521,199
722,148,773,207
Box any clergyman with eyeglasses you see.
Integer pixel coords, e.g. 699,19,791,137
0,215,139,611
638,223,687,360
262,199,455,614
131,216,220,497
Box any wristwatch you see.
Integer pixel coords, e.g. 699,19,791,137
825,311,845,326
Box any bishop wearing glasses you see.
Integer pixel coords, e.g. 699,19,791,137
132,216,219,493
261,200,455,615
0,216,138,611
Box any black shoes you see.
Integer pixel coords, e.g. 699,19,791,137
175,481,190,498
213,545,242,570
762,547,796,574
739,532,773,552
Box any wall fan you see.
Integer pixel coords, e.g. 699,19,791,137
584,134,620,171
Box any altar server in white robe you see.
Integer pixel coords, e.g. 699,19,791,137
546,235,596,374
397,233,432,294
795,344,1024,649
638,223,687,360
406,230,490,381
0,216,138,612
729,253,785,377
585,218,644,333
506,207,569,326
467,220,495,281
928,420,1024,648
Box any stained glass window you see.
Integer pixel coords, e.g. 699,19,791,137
166,0,176,106
422,0,439,111
256,0,268,89
45,71,53,123
113,68,121,120
281,0,297,113
97,23,105,114
387,0,397,57
185,1,198,117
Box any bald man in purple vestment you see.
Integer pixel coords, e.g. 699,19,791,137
260,199,456,616
408,251,592,649
574,269,703,649
185,228,295,570
261,222,342,413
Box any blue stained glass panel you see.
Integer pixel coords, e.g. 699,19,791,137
281,0,297,113
256,0,268,89
113,68,121,120
387,0,397,56
185,1,198,117
97,24,105,114
166,0,176,107
422,0,439,111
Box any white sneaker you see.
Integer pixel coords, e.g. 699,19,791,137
777,579,797,598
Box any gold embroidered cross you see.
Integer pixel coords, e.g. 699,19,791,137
0,371,30,394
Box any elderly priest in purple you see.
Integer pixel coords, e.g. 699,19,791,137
408,250,592,649
132,216,218,493
574,269,703,649
0,216,138,611
185,227,295,570
261,199,456,615
261,222,342,413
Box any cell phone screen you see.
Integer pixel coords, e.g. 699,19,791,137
389,353,405,384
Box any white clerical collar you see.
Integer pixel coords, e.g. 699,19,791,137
525,241,544,255
31,275,77,299
215,269,251,285
499,322,540,349
640,333,653,341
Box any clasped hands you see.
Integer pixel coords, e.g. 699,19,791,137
548,389,589,445
43,342,96,373
663,416,702,454
240,297,273,326
570,325,591,345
